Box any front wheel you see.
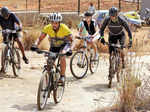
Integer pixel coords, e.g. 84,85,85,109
37,71,52,110
108,52,116,88
1,46,9,73
12,48,21,77
70,51,88,79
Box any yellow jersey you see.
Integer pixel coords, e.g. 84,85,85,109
42,23,72,47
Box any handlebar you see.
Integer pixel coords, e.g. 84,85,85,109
0,29,17,34
105,42,127,49
75,36,91,40
32,48,67,58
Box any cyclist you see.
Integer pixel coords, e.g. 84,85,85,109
99,7,132,84
31,13,72,84
78,11,100,60
0,7,29,67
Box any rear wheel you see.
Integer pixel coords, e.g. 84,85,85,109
53,72,65,103
70,51,88,79
37,71,52,110
12,48,21,77
89,50,99,74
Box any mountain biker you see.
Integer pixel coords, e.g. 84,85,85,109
78,11,100,60
31,12,72,84
99,7,132,84
0,7,29,67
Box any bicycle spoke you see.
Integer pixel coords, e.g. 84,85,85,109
70,51,88,79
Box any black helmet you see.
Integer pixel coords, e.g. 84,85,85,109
1,7,10,18
84,11,93,17
109,7,118,16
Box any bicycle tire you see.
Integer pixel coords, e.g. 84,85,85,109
89,53,99,74
1,46,9,73
53,72,65,103
12,48,21,77
70,51,88,79
37,71,52,110
108,52,116,88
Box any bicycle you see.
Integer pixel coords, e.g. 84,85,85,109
105,42,127,88
33,49,66,110
1,29,21,77
70,36,99,79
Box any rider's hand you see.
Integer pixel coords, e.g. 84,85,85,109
100,36,105,45
31,44,38,51
16,26,22,32
128,39,132,49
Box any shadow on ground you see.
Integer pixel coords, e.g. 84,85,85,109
83,83,116,92
11,102,56,112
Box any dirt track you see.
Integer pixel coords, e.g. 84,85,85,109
0,51,119,112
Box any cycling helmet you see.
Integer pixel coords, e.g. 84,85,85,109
109,7,118,17
1,7,10,18
49,13,62,22
84,11,93,17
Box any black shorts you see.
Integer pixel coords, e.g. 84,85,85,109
108,34,125,54
2,32,19,43
49,43,66,53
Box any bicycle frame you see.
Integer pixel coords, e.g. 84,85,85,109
2,30,16,63
76,36,94,64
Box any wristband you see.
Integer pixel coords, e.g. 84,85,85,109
101,36,104,39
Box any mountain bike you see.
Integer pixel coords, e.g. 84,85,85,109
70,36,99,79
106,42,126,88
33,49,66,110
1,29,21,77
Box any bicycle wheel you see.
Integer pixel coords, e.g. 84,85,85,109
53,72,65,103
70,51,88,79
89,51,99,74
37,71,52,110
1,46,9,73
108,52,116,88
12,48,21,77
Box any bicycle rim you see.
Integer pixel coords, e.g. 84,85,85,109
12,49,21,77
53,72,65,103
37,72,52,110
70,51,88,79
89,53,99,74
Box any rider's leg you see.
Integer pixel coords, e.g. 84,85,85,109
50,44,66,84
119,34,125,68
87,41,98,60
15,37,29,64
60,56,66,78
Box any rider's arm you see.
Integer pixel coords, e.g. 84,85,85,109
100,17,110,37
12,13,22,30
78,21,85,37
92,21,99,37
35,32,47,47
62,24,73,44
120,17,132,40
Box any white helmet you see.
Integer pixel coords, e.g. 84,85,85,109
49,12,62,22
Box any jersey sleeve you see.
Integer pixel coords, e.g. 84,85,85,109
120,17,132,40
42,24,50,34
100,16,110,37
62,24,72,37
12,13,21,25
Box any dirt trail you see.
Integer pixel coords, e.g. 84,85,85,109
0,51,120,112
